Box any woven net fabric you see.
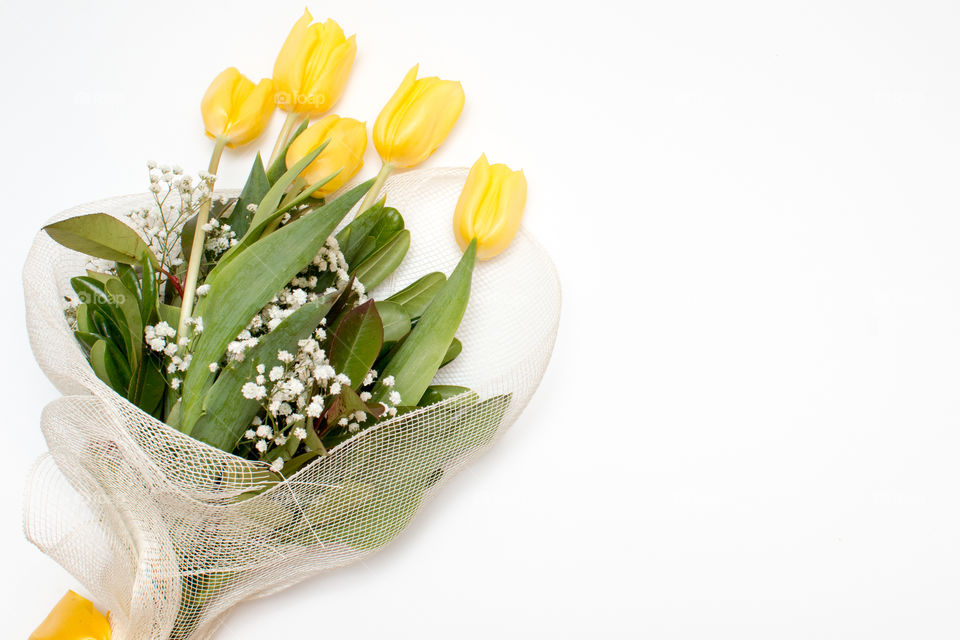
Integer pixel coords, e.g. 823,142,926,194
22,167,561,640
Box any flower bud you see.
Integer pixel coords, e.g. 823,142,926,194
201,67,275,148
373,65,465,169
453,154,527,261
285,114,367,197
273,10,356,115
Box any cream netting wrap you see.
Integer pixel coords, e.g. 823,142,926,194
22,167,560,640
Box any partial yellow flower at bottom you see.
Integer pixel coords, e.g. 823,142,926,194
453,154,527,261
30,590,111,640
201,67,275,148
285,115,367,197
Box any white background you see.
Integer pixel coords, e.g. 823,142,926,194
3,0,960,637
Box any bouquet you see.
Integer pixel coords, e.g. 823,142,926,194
24,10,559,640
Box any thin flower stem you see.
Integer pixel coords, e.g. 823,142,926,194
355,162,393,219
267,111,305,168
176,136,227,340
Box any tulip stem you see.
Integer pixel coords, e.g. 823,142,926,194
267,112,305,168
177,136,228,341
355,162,393,218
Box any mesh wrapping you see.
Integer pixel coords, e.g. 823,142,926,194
22,167,561,640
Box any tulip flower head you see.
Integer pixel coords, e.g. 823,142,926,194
373,65,465,169
273,10,357,115
453,154,527,261
30,591,111,640
201,67,275,148
285,114,367,197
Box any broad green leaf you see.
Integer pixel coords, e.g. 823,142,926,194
44,213,158,266
106,278,142,370
189,294,336,450
157,302,180,329
139,356,166,418
374,300,410,345
181,180,373,431
387,272,446,319
75,303,92,333
89,307,122,348
418,385,470,407
369,207,404,247
225,153,270,239
338,200,385,262
442,337,462,366
350,236,378,268
140,257,158,325
84,270,113,285
73,276,130,355
74,330,101,352
115,263,142,304
90,339,130,392
371,240,476,406
329,300,383,388
266,119,309,184
316,392,509,550
353,230,410,291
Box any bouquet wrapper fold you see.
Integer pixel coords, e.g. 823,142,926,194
22,168,560,640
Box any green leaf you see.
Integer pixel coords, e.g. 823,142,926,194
115,263,142,303
329,300,383,388
181,180,373,430
44,213,158,266
139,356,166,418
225,153,271,239
75,303,92,333
89,307,122,348
74,330,101,352
106,278,142,370
387,272,446,319
353,230,410,291
157,302,180,329
140,257,159,325
316,392,509,550
369,207,404,247
266,119,309,184
371,240,476,406
442,337,462,366
90,339,131,392
419,385,471,406
188,294,337,450
374,300,411,345
73,276,130,355
338,200,385,262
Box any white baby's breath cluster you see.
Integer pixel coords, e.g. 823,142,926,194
143,317,203,390
201,216,237,257
85,162,220,277
225,238,395,462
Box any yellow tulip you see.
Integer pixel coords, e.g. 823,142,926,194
285,114,367,197
373,65,465,169
273,10,356,114
201,67,275,148
453,154,527,261
30,591,111,640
